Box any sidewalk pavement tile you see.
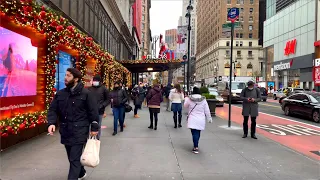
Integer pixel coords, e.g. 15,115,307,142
0,106,319,180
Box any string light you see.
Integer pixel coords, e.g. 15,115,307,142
0,0,130,136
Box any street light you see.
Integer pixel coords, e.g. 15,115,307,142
152,35,159,59
185,0,193,95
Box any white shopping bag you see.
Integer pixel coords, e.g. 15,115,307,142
80,136,100,167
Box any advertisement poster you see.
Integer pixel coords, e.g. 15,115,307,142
176,26,187,54
54,51,76,90
0,26,38,116
83,58,96,87
313,67,320,86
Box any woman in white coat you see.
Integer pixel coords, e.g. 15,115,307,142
184,87,212,154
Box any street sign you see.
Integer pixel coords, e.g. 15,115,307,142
227,8,239,22
222,22,241,33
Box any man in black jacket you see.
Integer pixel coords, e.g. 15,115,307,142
109,81,128,136
88,75,110,139
47,68,99,180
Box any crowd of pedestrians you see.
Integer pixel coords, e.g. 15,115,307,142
47,68,260,179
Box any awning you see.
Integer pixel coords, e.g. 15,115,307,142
118,59,184,73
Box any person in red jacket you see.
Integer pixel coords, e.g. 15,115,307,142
146,83,163,130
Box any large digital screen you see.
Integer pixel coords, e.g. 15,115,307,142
54,51,76,90
0,26,38,97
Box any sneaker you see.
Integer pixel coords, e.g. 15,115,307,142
79,173,87,180
134,115,140,118
192,148,199,154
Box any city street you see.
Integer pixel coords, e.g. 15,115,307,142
216,101,320,161
233,99,320,127
1,104,319,180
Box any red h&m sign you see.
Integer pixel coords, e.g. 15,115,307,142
284,39,296,56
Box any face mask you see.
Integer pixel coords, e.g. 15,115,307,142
66,79,75,89
248,87,254,90
92,81,99,86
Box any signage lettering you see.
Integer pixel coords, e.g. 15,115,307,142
314,58,320,67
274,62,291,71
284,39,296,56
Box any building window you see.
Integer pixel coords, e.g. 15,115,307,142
224,68,230,76
249,25,253,31
240,41,243,46
142,32,145,39
240,33,243,38
249,42,252,46
142,23,145,30
250,8,253,13
249,33,253,38
142,15,145,21
227,8,230,13
226,50,230,55
249,16,253,22
237,0,244,4
236,41,239,46
236,33,239,38
250,0,254,4
240,8,244,13
143,6,145,12
226,41,230,46
240,16,243,21
237,51,241,55
227,0,231,4
248,51,252,55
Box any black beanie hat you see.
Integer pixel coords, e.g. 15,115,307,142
93,74,101,82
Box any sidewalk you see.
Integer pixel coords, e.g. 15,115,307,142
0,104,319,180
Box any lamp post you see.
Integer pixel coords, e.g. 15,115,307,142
185,0,193,95
152,35,159,59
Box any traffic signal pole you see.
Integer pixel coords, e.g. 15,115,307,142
228,22,234,128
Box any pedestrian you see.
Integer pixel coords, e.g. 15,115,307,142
169,84,184,128
110,81,128,136
132,83,145,118
88,74,110,139
146,82,163,130
164,84,172,111
240,80,261,139
47,68,99,180
119,82,127,127
184,87,212,154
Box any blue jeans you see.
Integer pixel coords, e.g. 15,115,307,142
191,129,201,148
113,106,125,133
97,115,103,140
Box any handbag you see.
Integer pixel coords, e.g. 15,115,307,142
80,136,100,168
186,104,198,121
125,103,133,113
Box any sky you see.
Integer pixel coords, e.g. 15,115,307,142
150,0,182,55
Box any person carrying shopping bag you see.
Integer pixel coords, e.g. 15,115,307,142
169,84,184,128
184,87,212,154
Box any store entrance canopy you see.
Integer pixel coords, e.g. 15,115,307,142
118,59,184,73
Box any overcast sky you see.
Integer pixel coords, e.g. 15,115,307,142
150,0,182,55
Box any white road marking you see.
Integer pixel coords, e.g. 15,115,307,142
231,105,320,129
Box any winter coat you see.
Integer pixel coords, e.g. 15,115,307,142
146,85,163,108
88,85,110,115
184,94,212,131
169,88,184,103
109,88,128,108
164,86,172,98
132,87,145,106
47,82,99,145
240,87,261,117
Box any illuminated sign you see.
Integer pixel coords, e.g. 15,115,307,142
314,58,320,67
284,39,296,56
273,60,293,71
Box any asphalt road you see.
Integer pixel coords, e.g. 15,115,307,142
231,99,320,127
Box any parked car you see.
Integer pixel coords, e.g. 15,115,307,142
219,81,246,102
281,92,320,123
258,87,267,102
209,89,224,107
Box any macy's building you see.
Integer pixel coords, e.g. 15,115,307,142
263,0,317,90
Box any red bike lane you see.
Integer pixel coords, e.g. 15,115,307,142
216,105,320,161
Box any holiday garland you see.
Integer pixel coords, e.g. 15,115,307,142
0,0,130,136
119,59,183,64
